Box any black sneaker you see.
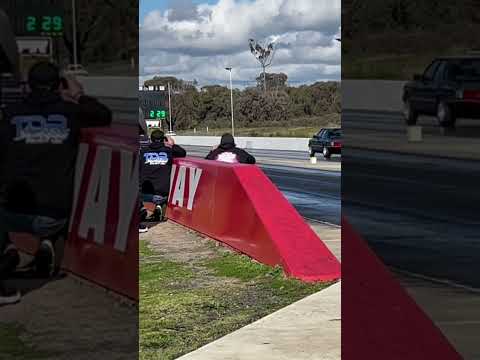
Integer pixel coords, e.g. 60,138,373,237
35,239,55,278
0,282,20,306
152,205,163,222
139,223,148,233
0,245,20,276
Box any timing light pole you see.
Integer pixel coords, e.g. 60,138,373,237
167,82,173,134
72,0,78,66
225,67,234,137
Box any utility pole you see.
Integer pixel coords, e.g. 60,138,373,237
225,67,234,136
72,0,78,66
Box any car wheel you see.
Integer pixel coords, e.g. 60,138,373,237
436,101,456,128
403,99,418,125
323,146,331,159
309,147,316,158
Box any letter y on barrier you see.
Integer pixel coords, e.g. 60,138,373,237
187,168,202,210
78,146,112,245
169,164,177,198
114,150,139,252
171,166,186,208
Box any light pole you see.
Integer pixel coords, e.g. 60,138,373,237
167,82,173,134
225,67,234,136
72,0,78,66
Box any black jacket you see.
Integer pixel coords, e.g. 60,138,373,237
0,92,112,218
140,141,186,196
205,143,256,164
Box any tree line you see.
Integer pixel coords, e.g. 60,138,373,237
143,74,340,130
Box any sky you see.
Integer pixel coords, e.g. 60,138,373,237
140,0,341,88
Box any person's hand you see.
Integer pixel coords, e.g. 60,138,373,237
164,136,175,147
60,75,84,103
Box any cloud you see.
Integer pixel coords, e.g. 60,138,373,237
140,0,340,87
166,0,200,22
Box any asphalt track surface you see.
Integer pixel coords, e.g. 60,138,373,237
182,146,341,225
343,110,480,289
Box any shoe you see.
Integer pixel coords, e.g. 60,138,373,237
0,244,20,275
35,239,55,278
0,282,20,306
140,207,148,222
153,205,163,222
139,223,148,233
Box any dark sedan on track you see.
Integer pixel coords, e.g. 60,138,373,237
308,128,342,159
403,56,480,127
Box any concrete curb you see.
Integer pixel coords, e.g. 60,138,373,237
177,282,341,360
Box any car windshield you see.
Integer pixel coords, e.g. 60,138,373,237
447,59,480,80
329,129,342,138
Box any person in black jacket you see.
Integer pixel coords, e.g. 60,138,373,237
140,130,186,221
0,61,112,281
205,133,256,164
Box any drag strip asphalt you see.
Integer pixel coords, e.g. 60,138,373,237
182,145,341,225
343,109,480,288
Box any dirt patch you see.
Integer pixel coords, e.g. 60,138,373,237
0,275,138,360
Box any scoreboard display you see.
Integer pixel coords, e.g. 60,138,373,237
25,15,64,36
148,109,167,120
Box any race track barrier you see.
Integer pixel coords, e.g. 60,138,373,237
167,157,341,282
342,218,461,359
13,125,139,300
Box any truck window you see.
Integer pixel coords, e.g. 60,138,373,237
423,60,440,80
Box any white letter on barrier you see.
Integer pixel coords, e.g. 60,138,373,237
187,168,202,210
114,150,139,252
69,143,89,232
171,166,186,207
78,146,112,245
169,164,177,197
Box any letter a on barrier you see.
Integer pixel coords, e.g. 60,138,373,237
114,150,139,252
78,146,112,245
171,166,186,207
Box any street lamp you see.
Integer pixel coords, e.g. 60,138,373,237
72,0,78,66
225,67,234,137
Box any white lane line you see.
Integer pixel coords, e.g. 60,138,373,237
393,267,480,294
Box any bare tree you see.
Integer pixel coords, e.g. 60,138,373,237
249,38,276,93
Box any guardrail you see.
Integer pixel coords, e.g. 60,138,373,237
174,136,310,152
343,80,406,112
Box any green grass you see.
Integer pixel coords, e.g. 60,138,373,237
176,125,328,138
204,253,278,281
344,46,476,80
139,240,332,360
0,324,54,359
205,253,330,298
170,114,340,138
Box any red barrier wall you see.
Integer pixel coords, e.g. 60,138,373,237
167,157,340,282
342,218,461,359
12,125,139,300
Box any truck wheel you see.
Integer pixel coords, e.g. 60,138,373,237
403,99,418,125
323,146,331,159
437,101,456,128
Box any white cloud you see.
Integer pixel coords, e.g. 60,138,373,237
140,0,340,87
